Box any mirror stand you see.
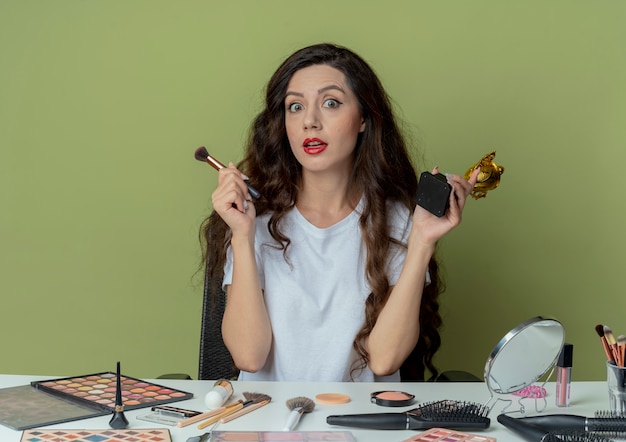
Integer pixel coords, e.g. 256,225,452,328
481,316,565,415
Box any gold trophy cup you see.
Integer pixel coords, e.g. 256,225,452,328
464,151,504,199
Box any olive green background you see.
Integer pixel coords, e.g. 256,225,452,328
1,1,625,382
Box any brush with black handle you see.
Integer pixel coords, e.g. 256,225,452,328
327,400,490,431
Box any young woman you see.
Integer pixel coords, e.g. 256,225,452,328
201,43,479,382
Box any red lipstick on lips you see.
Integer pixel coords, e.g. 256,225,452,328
303,138,328,155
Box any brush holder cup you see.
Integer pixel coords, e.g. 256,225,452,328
607,361,626,413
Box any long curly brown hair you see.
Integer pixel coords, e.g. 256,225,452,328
200,43,443,381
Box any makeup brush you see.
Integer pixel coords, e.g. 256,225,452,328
617,335,626,367
108,361,129,429
596,324,616,364
177,405,232,428
197,400,247,429
219,392,271,424
220,393,271,424
284,396,315,431
243,391,272,403
193,146,261,199
604,325,619,362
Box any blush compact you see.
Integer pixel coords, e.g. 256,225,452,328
370,390,415,407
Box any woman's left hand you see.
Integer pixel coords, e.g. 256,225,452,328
412,166,480,245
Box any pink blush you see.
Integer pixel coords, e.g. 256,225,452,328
376,391,411,401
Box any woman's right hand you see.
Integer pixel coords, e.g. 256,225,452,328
211,162,256,237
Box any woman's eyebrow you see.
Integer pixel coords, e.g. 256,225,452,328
285,85,346,99
318,85,345,94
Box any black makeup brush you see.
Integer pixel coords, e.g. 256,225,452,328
109,361,129,429
596,324,616,364
284,396,315,431
193,146,261,199
327,400,490,431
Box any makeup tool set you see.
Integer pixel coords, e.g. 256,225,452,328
176,390,271,431
326,316,592,440
485,321,626,442
594,323,626,417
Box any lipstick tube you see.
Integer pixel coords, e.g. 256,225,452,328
556,343,573,407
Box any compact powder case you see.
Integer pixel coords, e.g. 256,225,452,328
370,390,415,407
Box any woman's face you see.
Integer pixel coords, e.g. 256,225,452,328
284,64,365,176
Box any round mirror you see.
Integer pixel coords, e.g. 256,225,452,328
484,316,565,395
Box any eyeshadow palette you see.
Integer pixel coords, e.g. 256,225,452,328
402,427,497,442
210,431,356,441
0,372,193,430
31,371,192,411
0,385,108,431
21,428,171,442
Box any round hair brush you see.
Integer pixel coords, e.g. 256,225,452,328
284,396,315,431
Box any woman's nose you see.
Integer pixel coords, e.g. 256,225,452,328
303,108,320,130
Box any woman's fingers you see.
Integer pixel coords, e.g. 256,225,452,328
215,164,252,212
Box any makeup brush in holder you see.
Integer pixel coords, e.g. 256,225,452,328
109,361,129,429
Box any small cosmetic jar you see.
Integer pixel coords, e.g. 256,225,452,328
370,390,415,407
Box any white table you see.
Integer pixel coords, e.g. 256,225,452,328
0,375,610,441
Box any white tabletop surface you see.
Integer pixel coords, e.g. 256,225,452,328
0,374,610,441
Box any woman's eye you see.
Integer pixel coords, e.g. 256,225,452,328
323,99,341,109
288,103,303,112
